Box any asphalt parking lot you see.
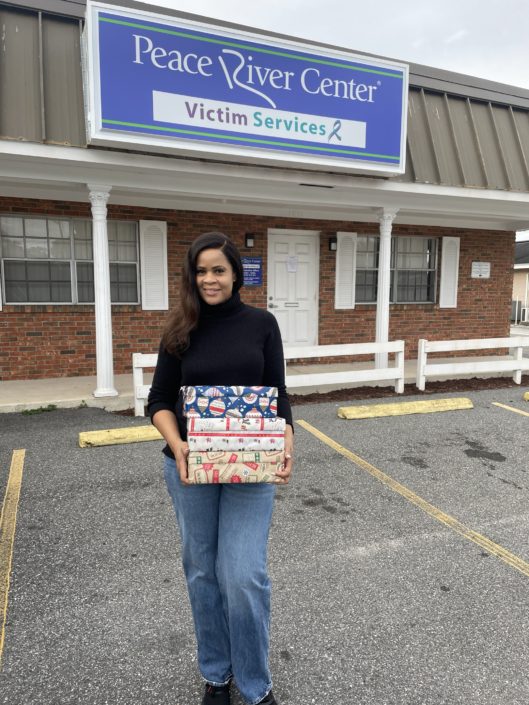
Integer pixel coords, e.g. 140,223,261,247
1,386,529,705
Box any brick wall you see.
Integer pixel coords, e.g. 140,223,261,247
0,197,515,380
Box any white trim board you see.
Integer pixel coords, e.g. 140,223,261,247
0,141,528,230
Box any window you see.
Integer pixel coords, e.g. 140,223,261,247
354,235,437,304
391,237,437,303
0,216,139,304
336,234,438,308
4,260,72,303
75,221,139,304
109,222,140,303
355,235,379,303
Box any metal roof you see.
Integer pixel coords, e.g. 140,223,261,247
1,0,529,192
396,90,529,191
0,3,86,145
1,0,85,18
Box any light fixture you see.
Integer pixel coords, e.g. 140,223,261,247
245,233,255,248
328,236,337,252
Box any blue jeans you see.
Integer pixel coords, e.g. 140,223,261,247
163,455,276,705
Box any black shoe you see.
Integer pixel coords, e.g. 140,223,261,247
202,682,231,705
257,691,278,705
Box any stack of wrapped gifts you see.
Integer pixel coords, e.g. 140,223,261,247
182,385,286,484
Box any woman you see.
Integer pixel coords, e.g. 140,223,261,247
148,232,294,705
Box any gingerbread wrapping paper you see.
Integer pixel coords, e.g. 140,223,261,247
188,463,280,484
188,450,285,466
187,450,285,484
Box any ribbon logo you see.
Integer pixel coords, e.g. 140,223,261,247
328,119,342,142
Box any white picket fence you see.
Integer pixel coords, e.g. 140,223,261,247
284,341,405,394
416,337,529,390
132,341,405,417
133,336,529,417
132,352,158,416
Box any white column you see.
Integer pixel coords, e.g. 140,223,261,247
375,208,398,368
88,184,118,397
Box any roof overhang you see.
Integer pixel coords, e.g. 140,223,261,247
0,140,528,231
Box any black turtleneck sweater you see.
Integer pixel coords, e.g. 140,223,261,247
147,292,293,459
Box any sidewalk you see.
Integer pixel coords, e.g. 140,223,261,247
511,323,529,336
0,351,524,414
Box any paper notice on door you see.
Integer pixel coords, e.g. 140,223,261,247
287,256,298,272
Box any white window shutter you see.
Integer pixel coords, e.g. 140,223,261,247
334,232,357,309
439,236,460,308
139,220,168,310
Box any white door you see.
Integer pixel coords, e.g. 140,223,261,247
267,229,319,346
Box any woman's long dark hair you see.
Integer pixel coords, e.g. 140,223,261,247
162,232,244,356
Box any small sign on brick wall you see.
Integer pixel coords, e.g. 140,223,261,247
471,261,491,279
242,257,263,287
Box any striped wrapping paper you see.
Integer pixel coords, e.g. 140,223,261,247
187,416,286,452
188,431,284,452
187,417,286,432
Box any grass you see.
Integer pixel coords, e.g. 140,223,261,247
21,404,58,416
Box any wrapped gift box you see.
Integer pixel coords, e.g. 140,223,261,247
187,449,285,484
182,386,286,483
188,462,280,484
188,450,284,465
183,385,277,399
188,429,284,452
187,417,285,433
183,394,278,418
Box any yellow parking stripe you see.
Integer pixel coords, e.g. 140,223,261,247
337,397,473,419
492,402,529,418
297,420,529,578
79,426,162,447
0,449,26,667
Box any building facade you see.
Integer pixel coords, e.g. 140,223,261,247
1,0,529,392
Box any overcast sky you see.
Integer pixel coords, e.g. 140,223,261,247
134,0,529,237
136,0,529,91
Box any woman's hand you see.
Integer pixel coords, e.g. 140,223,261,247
171,439,190,485
152,410,190,485
275,424,294,485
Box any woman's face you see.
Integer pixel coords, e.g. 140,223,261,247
195,247,236,305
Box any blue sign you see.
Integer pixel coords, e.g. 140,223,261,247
242,257,263,287
86,3,408,173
